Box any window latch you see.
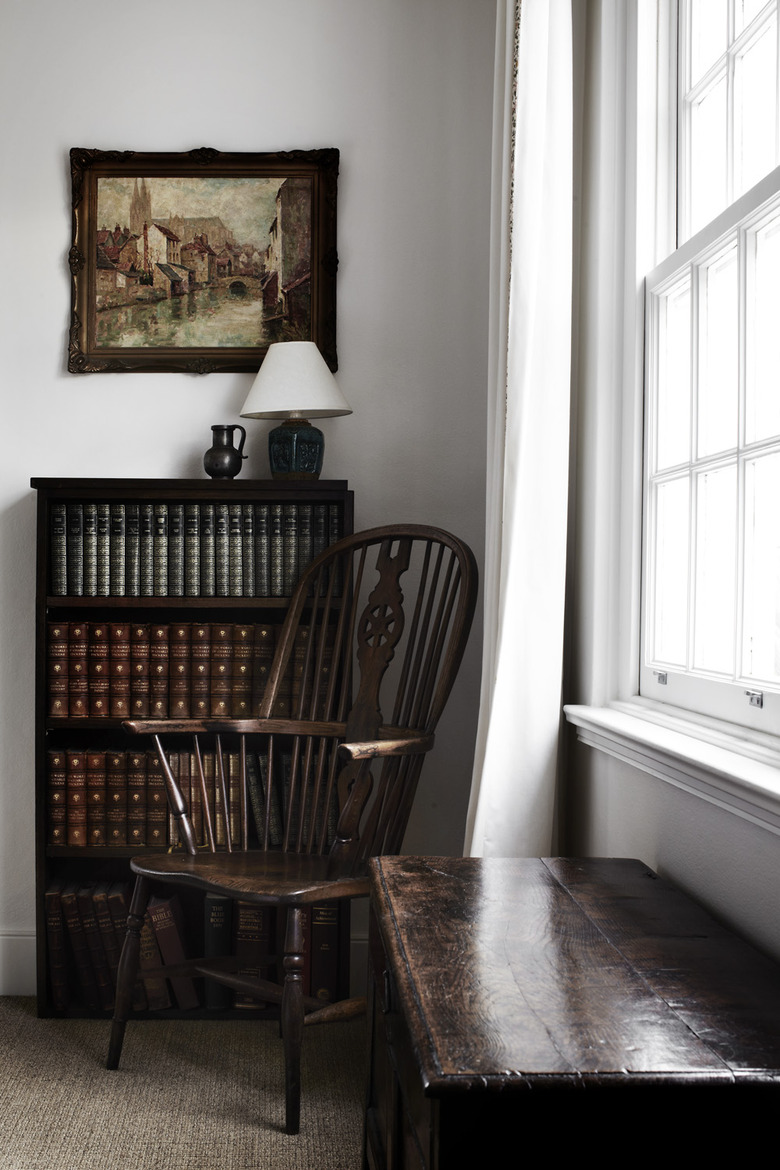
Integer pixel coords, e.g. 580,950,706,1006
745,690,764,709
653,671,668,685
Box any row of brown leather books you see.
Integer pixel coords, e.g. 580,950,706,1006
46,745,280,850
49,500,343,598
45,879,342,1014
45,620,315,720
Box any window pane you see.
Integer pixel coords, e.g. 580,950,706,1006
747,213,780,442
693,465,737,673
656,280,691,470
743,453,780,684
734,16,778,198
736,0,771,35
652,478,690,666
698,246,738,457
690,0,727,85
690,75,729,235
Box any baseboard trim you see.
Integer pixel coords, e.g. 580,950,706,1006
0,931,36,996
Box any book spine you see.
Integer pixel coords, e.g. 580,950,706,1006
168,622,191,719
83,502,98,596
148,895,199,1010
47,621,69,718
125,503,140,596
153,504,168,597
46,749,67,846
109,622,131,719
66,504,84,596
254,503,270,597
269,504,284,597
66,749,87,846
126,750,147,848
145,750,168,848
60,884,99,1011
109,503,126,596
139,911,172,1010
68,620,89,718
86,749,107,847
129,623,151,718
231,625,253,718
282,503,299,596
168,503,184,597
50,503,67,595
190,623,211,720
92,882,121,994
210,623,233,718
44,881,70,1011
96,503,111,597
251,623,275,717
228,503,243,597
88,622,110,718
214,503,229,597
298,502,313,575
77,885,114,1011
310,902,341,1004
200,503,216,597
233,901,273,1008
242,504,255,596
312,504,328,561
149,624,170,719
139,503,154,596
184,503,201,597
106,751,128,846
203,894,233,1009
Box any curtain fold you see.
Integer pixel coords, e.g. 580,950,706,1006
464,0,573,857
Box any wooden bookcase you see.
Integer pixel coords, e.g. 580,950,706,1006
31,477,354,1018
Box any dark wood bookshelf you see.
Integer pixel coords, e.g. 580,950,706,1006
32,477,354,1018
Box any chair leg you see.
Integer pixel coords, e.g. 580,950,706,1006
281,905,306,1135
107,875,150,1070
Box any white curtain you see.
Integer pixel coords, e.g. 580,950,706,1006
464,0,573,857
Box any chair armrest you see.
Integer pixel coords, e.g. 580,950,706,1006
339,730,434,760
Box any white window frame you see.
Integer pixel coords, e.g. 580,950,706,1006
640,1,780,736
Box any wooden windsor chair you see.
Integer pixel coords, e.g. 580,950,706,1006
106,524,478,1134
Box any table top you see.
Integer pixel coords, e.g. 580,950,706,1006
369,856,780,1094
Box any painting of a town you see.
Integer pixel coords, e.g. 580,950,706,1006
68,148,338,374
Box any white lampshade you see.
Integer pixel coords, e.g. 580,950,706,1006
240,341,352,420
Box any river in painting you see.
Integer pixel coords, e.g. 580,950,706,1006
95,284,272,348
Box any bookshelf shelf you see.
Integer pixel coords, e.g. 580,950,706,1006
33,477,353,1019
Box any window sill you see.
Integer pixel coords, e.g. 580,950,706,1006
563,699,780,836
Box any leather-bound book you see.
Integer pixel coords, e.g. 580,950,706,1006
93,881,120,992
47,748,67,846
66,749,87,847
68,621,89,718
109,503,126,597
87,622,110,718
241,504,255,596
96,503,111,597
105,750,128,846
168,623,191,719
168,503,184,597
310,902,341,1004
139,911,172,1011
282,503,299,596
251,624,275,716
214,502,229,597
199,503,216,597
125,502,140,597
126,750,147,847
269,503,284,596
50,502,67,596
228,503,243,597
83,502,98,596
77,884,114,1011
190,623,211,719
129,623,151,718
86,749,107,847
44,880,70,1011
139,502,154,597
184,502,200,597
109,622,131,718
231,624,253,717
149,624,169,719
60,882,99,1012
298,502,313,577
232,901,273,1008
146,749,168,848
210,623,233,718
253,502,270,597
47,621,69,717
66,503,84,596
203,894,233,1009
148,895,199,1010
153,503,168,597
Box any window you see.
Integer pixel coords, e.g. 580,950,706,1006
641,0,780,733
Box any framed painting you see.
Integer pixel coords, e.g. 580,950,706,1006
68,147,338,374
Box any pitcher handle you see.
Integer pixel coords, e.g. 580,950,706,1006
233,424,247,460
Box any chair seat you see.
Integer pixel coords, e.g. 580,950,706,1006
130,849,370,905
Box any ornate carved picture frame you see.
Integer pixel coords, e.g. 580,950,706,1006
68,147,338,374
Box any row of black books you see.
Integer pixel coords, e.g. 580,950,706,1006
47,745,297,850
47,620,293,720
50,500,343,598
45,880,342,1013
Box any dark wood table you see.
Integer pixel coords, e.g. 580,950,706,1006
364,856,780,1169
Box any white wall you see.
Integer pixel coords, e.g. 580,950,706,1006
0,0,494,992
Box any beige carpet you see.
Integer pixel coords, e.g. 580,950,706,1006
0,998,366,1170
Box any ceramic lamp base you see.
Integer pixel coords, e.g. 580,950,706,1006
268,419,324,479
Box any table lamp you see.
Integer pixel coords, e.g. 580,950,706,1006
240,341,352,479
